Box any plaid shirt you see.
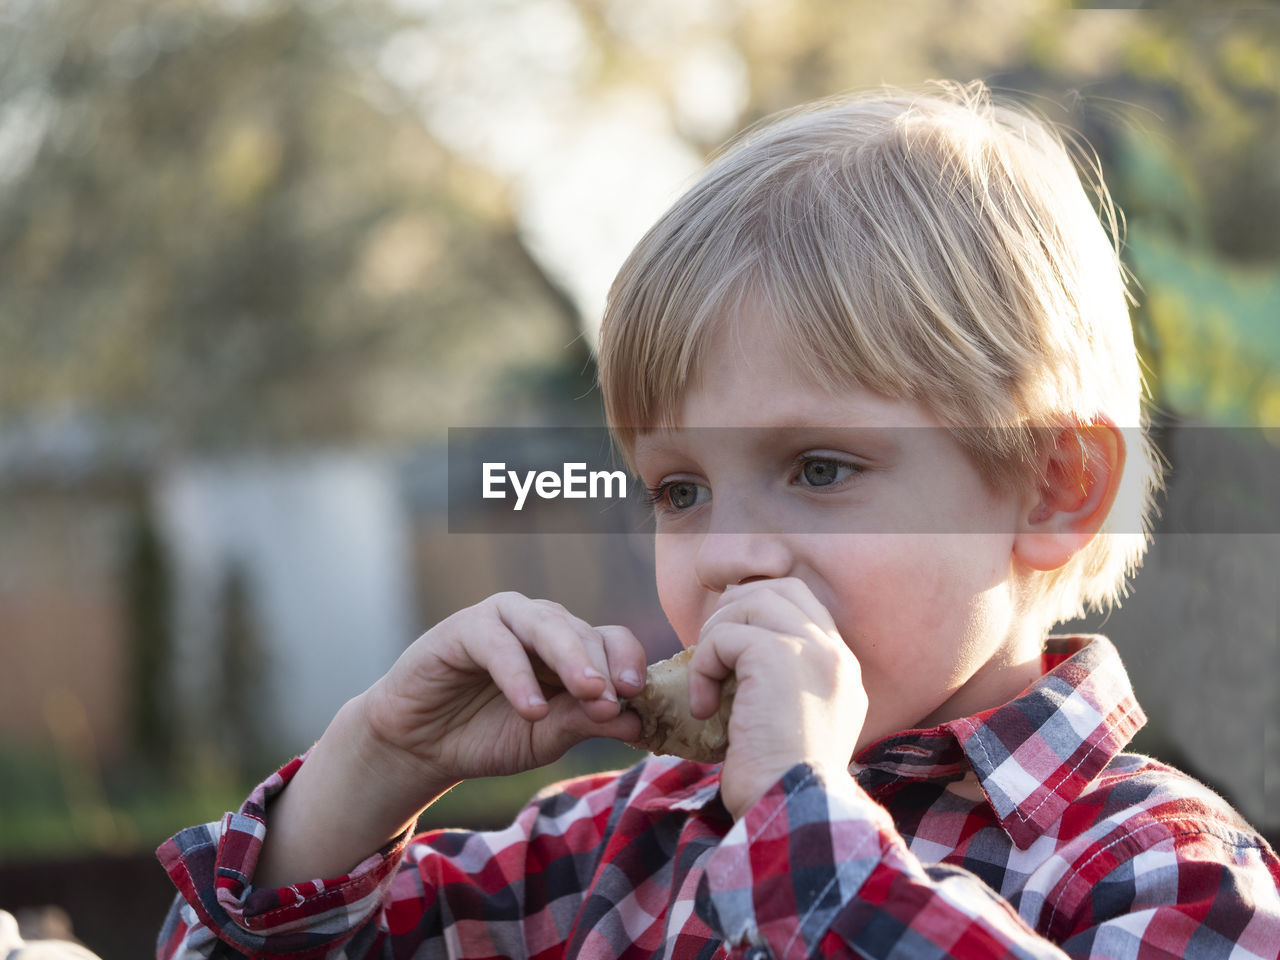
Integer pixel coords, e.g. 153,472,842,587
157,637,1280,959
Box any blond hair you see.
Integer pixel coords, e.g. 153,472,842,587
597,81,1160,626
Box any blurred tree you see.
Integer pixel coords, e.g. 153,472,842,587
0,0,587,450
1,0,1276,440
215,563,267,779
123,498,173,773
562,0,1280,423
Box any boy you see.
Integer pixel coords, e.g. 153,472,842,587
157,84,1280,958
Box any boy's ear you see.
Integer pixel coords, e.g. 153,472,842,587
1013,419,1125,572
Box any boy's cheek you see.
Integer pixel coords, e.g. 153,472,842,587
653,553,701,645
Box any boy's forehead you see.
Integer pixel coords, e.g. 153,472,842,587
630,422,909,457
665,309,943,431
639,393,939,432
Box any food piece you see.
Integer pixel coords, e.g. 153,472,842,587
624,646,736,762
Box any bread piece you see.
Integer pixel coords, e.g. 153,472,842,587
624,646,736,762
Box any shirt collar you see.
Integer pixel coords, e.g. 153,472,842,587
852,636,1147,849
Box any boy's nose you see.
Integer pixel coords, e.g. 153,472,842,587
693,532,793,593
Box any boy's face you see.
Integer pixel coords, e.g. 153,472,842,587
632,310,1045,753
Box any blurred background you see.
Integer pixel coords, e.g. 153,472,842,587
0,0,1277,955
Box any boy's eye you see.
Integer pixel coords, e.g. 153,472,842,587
643,479,709,513
796,456,859,487
802,459,840,486
667,481,701,509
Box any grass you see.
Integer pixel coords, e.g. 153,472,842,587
0,739,644,862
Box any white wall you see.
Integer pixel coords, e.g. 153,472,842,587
156,451,417,758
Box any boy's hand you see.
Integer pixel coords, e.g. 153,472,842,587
358,592,646,802
256,593,645,890
687,578,867,820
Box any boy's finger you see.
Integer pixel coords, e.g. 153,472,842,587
549,612,619,704
528,653,566,692
533,605,625,706
686,623,768,718
597,625,647,694
566,621,620,704
463,627,553,719
723,577,838,635
701,585,833,646
531,598,600,639
528,650,623,725
532,692,644,756
496,599,613,703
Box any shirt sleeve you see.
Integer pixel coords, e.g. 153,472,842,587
155,755,630,959
695,763,1280,960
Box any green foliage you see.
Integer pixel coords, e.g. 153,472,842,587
0,738,641,859
0,741,257,859
0,0,579,450
1107,117,1280,425
215,564,271,779
2,0,1276,438
1127,225,1280,425
570,0,1280,424
124,499,174,772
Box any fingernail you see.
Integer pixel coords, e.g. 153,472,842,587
620,669,643,687
599,688,618,704
527,694,547,709
583,666,605,681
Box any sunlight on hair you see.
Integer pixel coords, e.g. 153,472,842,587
599,81,1162,629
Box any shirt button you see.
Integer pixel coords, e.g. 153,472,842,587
743,947,772,960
